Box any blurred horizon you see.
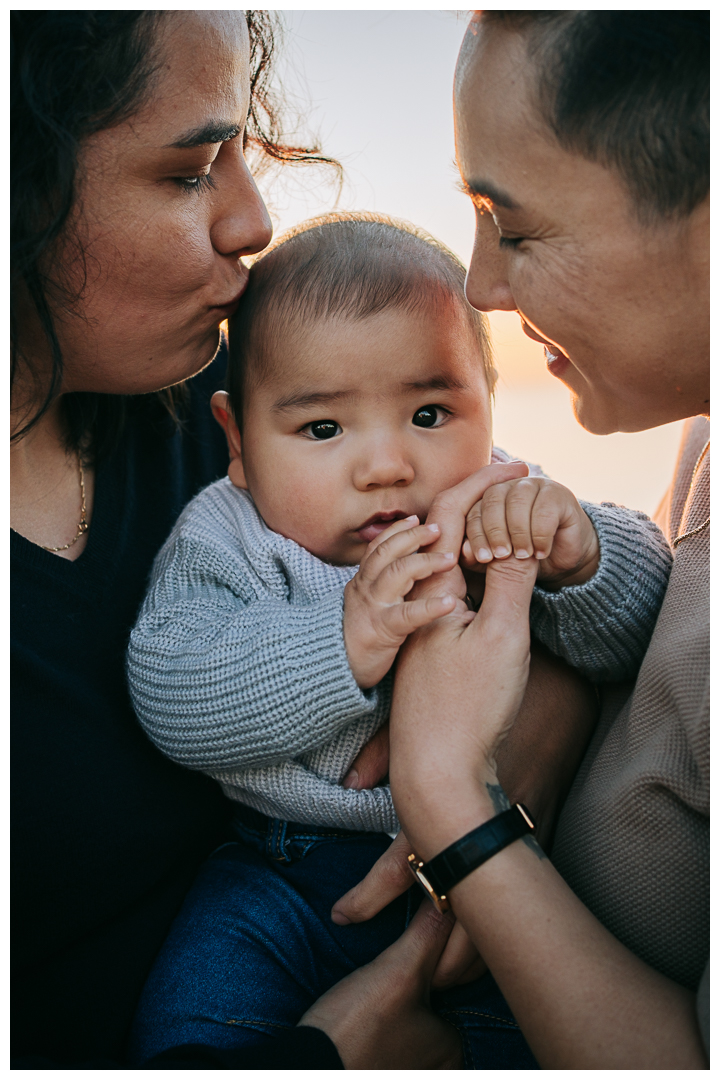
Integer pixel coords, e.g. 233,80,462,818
255,11,685,516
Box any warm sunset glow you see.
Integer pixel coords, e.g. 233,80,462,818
255,12,686,519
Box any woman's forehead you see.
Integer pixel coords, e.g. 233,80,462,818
139,12,250,134
453,25,631,229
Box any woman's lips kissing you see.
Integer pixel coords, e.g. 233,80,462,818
355,511,410,543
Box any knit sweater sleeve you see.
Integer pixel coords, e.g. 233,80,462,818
529,501,673,682
127,488,379,772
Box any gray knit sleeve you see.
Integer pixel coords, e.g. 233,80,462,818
127,535,379,771
212,761,398,833
530,501,673,682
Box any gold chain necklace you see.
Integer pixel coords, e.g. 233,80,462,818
672,440,709,549
41,455,89,553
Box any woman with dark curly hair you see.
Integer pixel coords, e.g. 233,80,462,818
10,11,346,1067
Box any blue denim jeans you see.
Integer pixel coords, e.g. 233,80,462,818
129,806,537,1069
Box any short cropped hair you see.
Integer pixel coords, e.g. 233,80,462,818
227,212,494,425
481,11,709,220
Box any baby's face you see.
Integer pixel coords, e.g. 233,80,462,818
237,304,493,565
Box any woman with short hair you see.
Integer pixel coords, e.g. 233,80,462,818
304,11,709,1069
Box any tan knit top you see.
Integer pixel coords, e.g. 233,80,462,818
551,416,710,1047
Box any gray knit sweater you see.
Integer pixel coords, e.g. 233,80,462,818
127,466,672,832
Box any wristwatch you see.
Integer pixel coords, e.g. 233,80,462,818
407,803,536,913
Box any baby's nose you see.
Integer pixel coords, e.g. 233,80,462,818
353,445,415,490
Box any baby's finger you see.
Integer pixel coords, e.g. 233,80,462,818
374,550,456,602
382,594,458,637
474,483,513,560
364,515,422,559
503,479,540,560
530,488,564,560
363,522,444,578
465,504,493,564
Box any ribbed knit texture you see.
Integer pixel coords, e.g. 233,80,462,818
128,447,672,834
551,418,709,1016
128,480,395,831
531,501,674,681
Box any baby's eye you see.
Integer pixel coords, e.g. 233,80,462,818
306,420,342,440
412,405,447,428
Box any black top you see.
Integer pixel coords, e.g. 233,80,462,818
11,349,342,1070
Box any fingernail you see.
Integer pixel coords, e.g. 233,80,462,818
476,548,492,562
494,546,510,558
343,769,359,790
440,594,454,605
405,514,419,523
535,550,547,560
427,522,440,532
331,909,351,926
515,549,531,559
442,552,454,560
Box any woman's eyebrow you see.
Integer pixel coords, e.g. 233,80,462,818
461,177,521,211
166,122,241,149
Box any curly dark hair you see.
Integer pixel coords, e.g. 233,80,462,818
10,11,337,458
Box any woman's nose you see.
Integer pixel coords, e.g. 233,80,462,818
353,441,415,491
464,208,516,312
210,145,273,259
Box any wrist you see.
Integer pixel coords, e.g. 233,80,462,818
538,537,600,591
397,769,502,861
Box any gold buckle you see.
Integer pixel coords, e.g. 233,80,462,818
407,853,450,913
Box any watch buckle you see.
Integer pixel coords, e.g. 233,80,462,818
407,853,450,913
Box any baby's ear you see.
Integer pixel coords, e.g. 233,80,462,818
210,391,248,489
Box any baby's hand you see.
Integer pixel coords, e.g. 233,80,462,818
344,517,459,688
461,476,600,589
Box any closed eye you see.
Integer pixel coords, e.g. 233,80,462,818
174,172,217,196
498,235,524,249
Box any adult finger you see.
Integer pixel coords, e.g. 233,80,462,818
332,831,415,924
473,553,539,640
423,461,530,560
387,898,456,985
432,920,488,989
343,723,389,790
299,901,463,1070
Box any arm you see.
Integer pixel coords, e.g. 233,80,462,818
389,554,707,1069
127,533,378,770
462,473,674,682
529,501,673,681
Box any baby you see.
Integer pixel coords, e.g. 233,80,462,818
127,214,671,1065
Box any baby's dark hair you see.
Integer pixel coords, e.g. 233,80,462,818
227,212,494,426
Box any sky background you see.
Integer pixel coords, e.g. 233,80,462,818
255,10,685,516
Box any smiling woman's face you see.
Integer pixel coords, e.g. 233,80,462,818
454,21,709,435
43,11,272,397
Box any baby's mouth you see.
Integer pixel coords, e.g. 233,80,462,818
355,511,411,543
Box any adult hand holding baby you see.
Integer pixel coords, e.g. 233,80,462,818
335,462,598,990
342,461,530,690
461,476,600,589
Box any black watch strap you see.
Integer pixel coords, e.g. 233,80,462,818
407,804,536,913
